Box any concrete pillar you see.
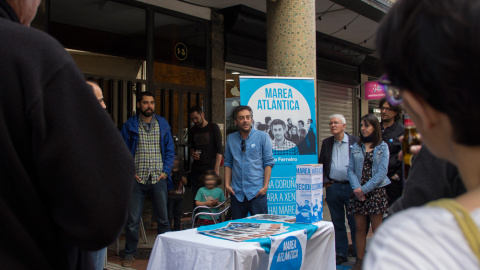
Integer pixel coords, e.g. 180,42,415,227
266,0,316,78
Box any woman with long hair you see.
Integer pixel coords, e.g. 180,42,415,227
347,114,390,270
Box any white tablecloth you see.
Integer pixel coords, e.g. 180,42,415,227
146,221,335,270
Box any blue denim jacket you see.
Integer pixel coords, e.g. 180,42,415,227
348,141,390,194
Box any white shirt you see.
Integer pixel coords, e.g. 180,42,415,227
365,206,480,269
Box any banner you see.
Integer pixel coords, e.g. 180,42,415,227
268,230,307,270
240,76,317,216
365,81,385,100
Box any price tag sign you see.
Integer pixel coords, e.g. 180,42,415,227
175,43,188,61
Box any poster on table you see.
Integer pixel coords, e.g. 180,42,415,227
268,230,307,270
240,76,317,216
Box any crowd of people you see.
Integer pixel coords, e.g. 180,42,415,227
3,0,480,269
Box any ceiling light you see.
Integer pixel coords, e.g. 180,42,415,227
226,79,234,82
231,72,240,75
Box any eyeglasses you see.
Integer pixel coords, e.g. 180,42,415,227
380,106,393,112
379,75,402,105
241,140,246,152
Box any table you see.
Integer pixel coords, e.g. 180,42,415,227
146,221,335,270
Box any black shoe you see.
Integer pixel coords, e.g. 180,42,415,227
348,244,357,257
336,255,348,265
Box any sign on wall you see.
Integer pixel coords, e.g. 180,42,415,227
240,76,317,216
365,81,385,100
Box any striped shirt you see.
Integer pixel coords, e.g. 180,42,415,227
135,116,163,184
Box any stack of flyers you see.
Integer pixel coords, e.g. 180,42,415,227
198,222,289,242
245,214,296,223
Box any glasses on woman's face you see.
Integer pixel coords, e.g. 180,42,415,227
241,139,246,152
379,75,402,105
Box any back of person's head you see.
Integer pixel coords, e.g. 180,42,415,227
359,114,383,147
377,0,480,145
199,170,222,186
137,91,154,103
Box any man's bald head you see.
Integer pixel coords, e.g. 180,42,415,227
87,81,106,109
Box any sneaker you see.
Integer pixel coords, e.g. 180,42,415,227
121,254,135,267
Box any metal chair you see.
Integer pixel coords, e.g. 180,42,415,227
191,197,231,228
114,217,147,255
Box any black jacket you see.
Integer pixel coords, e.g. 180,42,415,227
319,133,359,183
381,121,404,178
0,2,135,269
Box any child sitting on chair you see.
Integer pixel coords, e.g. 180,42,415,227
194,170,226,225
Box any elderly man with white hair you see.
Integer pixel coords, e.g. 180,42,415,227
319,114,359,265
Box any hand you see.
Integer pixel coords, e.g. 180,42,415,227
157,173,167,180
214,167,220,176
212,199,219,206
256,187,268,197
397,135,423,161
226,185,235,196
353,188,364,199
324,182,332,188
135,175,142,181
191,151,200,160
358,194,366,201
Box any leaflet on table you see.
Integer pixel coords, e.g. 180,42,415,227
245,214,296,223
198,222,289,242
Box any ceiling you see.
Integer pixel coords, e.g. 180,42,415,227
181,0,384,50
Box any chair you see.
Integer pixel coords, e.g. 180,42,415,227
114,217,147,256
191,197,231,228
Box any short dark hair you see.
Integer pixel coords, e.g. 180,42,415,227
359,114,382,147
376,0,480,145
298,120,304,126
137,91,154,103
199,170,222,186
379,98,402,122
271,119,286,130
189,105,203,115
232,106,253,120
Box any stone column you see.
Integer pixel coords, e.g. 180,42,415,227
266,0,316,78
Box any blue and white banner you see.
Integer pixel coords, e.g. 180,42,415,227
240,76,317,216
268,230,307,270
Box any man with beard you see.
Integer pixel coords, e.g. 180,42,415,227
378,98,404,207
225,106,275,218
188,105,223,204
120,91,175,267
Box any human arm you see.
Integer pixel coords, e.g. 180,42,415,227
213,123,224,175
318,140,331,187
224,137,235,196
32,61,134,250
347,148,361,190
361,144,390,194
161,124,175,176
256,165,272,197
215,153,222,175
196,200,217,207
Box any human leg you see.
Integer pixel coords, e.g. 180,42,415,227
173,198,183,230
249,194,268,215
230,195,249,219
354,214,367,260
91,247,107,270
124,181,147,256
167,197,174,229
342,184,357,256
190,171,200,209
370,214,384,233
151,179,171,234
326,183,349,258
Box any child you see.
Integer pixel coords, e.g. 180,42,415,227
168,155,187,231
194,170,226,225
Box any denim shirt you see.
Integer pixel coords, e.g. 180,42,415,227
224,129,275,201
347,141,391,194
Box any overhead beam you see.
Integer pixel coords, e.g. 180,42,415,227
330,0,389,22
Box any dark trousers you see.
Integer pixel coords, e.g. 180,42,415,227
190,169,206,208
385,180,403,206
168,197,183,231
326,181,357,258
231,194,268,219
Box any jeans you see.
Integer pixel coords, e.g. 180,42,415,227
125,179,170,255
326,181,357,258
91,247,106,270
168,197,183,231
231,194,268,219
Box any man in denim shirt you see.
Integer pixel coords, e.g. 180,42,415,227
225,106,275,219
